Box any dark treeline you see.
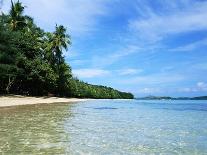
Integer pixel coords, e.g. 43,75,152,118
136,95,207,100
0,1,134,99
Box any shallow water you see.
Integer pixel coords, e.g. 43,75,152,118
0,100,207,154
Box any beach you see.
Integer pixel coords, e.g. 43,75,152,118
0,95,88,108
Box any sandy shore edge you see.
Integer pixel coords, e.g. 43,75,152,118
0,95,89,108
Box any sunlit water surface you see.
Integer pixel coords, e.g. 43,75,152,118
0,100,207,154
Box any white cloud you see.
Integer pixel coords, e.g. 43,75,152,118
179,82,207,92
92,45,141,67
170,38,207,52
63,50,79,59
117,68,142,76
137,87,161,94
72,68,143,78
197,82,207,91
193,63,207,70
178,87,194,93
70,59,87,66
160,66,175,72
73,68,110,78
118,73,184,86
129,1,207,42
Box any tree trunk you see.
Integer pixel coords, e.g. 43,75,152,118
6,76,15,94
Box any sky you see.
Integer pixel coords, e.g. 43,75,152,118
1,0,207,97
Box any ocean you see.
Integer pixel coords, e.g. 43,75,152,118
0,100,207,154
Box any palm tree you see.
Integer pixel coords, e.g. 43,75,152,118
9,0,26,30
50,25,71,66
47,25,71,95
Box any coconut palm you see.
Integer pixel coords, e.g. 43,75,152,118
9,0,26,30
50,25,71,66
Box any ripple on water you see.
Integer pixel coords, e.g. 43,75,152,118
0,100,207,154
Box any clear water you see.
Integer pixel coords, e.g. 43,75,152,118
0,100,207,154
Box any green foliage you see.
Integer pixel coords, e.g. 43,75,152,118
9,0,26,31
0,1,134,99
67,79,133,99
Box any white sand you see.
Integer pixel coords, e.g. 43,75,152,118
0,95,89,107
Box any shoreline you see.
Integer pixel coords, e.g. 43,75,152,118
0,95,89,108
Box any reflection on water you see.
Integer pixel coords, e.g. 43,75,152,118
0,100,207,154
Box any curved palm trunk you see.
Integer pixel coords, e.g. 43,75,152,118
6,76,15,94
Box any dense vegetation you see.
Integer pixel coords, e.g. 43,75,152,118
0,1,134,99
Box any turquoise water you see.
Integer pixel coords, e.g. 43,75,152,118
0,100,207,154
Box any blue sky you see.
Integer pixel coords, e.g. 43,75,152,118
1,0,207,97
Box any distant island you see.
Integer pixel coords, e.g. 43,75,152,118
0,1,133,99
136,95,207,100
